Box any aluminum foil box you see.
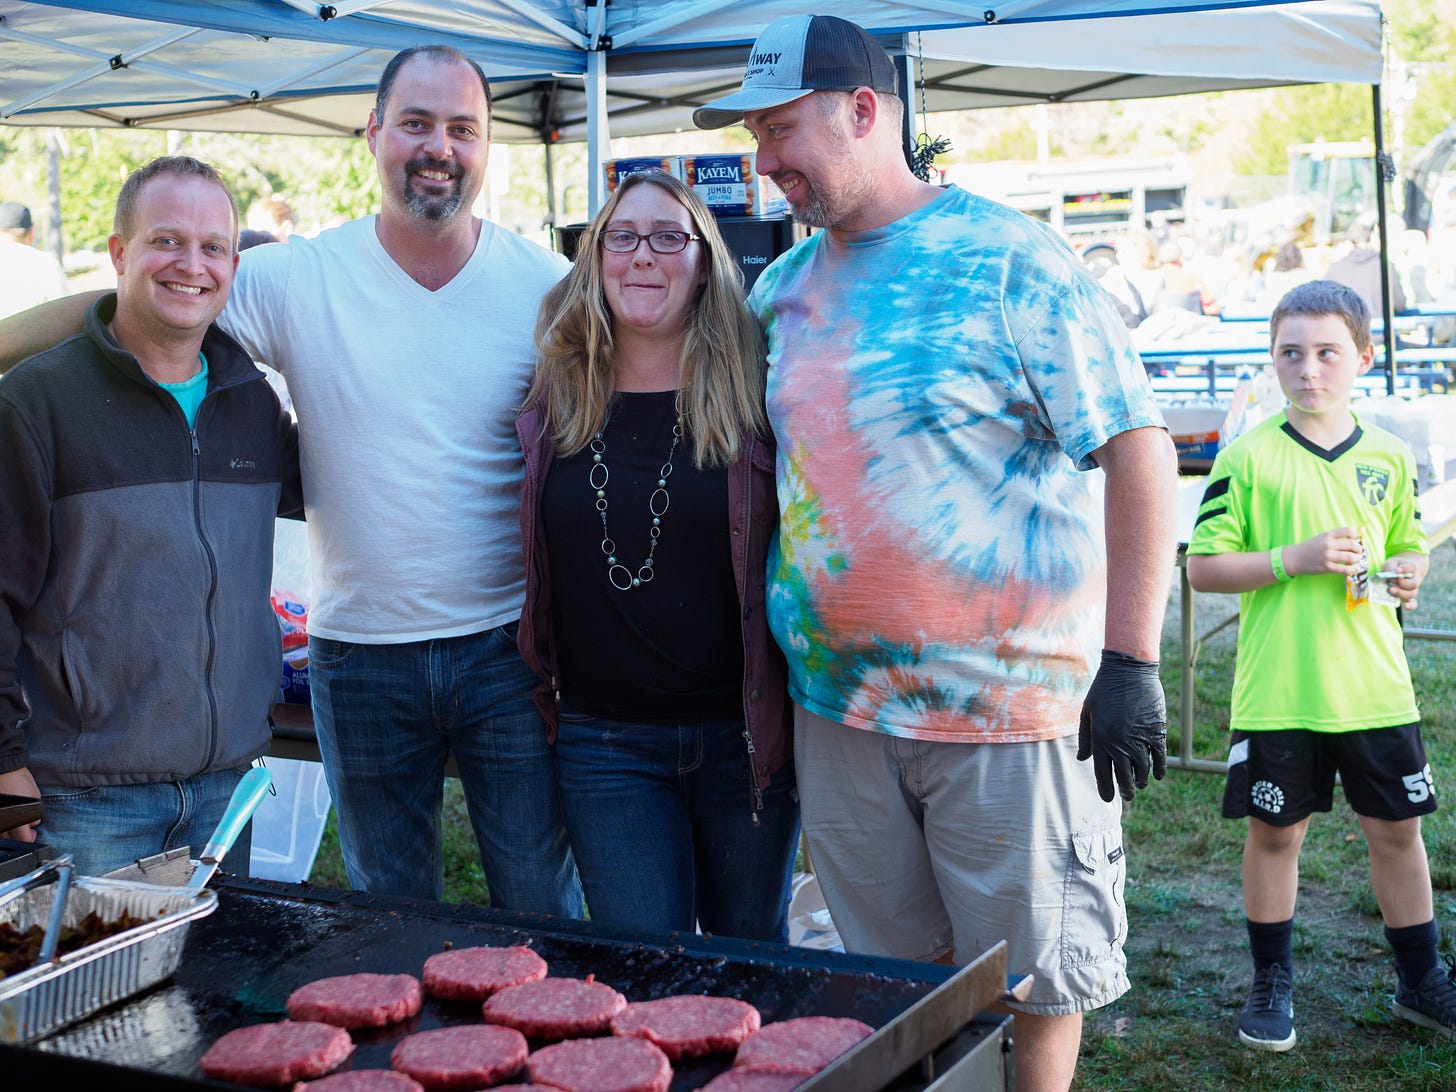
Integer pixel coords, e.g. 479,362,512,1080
0,875,217,1043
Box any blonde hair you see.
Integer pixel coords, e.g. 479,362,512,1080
527,171,767,470
114,156,238,245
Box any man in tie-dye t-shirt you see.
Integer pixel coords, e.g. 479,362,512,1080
696,16,1179,1092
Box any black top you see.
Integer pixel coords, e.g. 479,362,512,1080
542,389,741,721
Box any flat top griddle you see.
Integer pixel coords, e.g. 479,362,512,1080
15,876,1006,1090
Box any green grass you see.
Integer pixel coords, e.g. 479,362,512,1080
309,530,1456,1090
1077,535,1456,1091
309,776,491,905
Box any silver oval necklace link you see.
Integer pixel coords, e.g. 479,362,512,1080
591,395,683,591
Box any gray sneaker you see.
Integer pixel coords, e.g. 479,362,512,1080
1393,956,1456,1040
1238,964,1296,1051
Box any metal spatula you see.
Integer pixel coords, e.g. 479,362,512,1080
188,766,273,890
102,766,274,887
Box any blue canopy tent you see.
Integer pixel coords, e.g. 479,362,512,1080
0,1,1383,194
0,0,1396,373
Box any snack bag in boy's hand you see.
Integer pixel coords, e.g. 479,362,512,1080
1345,524,1401,610
1345,530,1370,611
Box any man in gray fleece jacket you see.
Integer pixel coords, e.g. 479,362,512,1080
0,156,301,875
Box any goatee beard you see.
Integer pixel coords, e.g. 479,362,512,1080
403,157,463,221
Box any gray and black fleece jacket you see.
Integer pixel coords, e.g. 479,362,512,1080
0,294,303,788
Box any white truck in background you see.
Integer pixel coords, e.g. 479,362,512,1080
940,156,1188,243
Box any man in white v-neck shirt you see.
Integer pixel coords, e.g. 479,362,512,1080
0,47,583,911
217,46,581,910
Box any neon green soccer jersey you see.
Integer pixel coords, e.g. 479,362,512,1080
1186,411,1426,733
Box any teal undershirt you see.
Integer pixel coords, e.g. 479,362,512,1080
159,352,209,428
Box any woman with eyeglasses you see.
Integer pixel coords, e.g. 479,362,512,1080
516,170,799,941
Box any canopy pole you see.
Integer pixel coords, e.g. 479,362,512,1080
585,49,608,216
46,128,63,264
1371,82,1397,397
543,137,557,237
538,79,560,243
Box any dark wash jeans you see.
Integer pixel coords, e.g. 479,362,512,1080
308,623,582,911
37,766,251,878
554,704,800,942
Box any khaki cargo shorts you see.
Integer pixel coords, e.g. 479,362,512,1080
794,707,1130,1015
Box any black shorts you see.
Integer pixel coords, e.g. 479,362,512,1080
1222,724,1437,826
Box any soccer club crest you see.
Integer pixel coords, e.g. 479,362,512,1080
1355,464,1390,505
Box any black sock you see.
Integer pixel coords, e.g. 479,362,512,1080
1248,917,1294,973
1386,920,1440,989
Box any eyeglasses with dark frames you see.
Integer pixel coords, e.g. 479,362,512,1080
600,229,702,254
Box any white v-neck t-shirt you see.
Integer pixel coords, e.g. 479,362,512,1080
222,216,569,643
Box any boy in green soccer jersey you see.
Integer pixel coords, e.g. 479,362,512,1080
1186,279,1454,1051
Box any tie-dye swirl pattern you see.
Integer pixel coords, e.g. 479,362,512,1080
752,186,1164,742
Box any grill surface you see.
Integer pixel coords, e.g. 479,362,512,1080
4,875,1006,1089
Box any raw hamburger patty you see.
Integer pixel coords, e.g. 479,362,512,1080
609,994,762,1060
422,944,548,1001
199,1020,354,1086
483,976,628,1039
525,1037,672,1092
390,1025,529,1091
286,972,424,1028
293,1071,425,1091
733,1016,874,1074
702,1069,812,1091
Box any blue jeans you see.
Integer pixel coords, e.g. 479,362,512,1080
308,624,582,912
554,707,800,942
36,766,252,878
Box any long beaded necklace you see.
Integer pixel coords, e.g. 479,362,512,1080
589,393,684,591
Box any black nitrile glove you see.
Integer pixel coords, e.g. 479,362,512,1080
1077,649,1168,803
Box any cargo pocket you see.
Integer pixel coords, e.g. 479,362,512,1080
1060,822,1128,969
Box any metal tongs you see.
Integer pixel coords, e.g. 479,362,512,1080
0,853,75,964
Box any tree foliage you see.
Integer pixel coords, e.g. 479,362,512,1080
1406,66,1456,152
0,0,1452,256
1387,0,1456,151
0,126,379,258
1224,0,1455,179
1235,83,1374,177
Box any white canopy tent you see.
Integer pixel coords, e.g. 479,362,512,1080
0,0,1402,378
1,1,1384,210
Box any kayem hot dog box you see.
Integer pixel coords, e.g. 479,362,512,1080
602,153,787,217
603,156,681,193
682,153,787,217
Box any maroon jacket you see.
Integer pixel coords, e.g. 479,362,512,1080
516,401,792,813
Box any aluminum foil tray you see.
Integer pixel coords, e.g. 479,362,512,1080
0,875,218,1044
